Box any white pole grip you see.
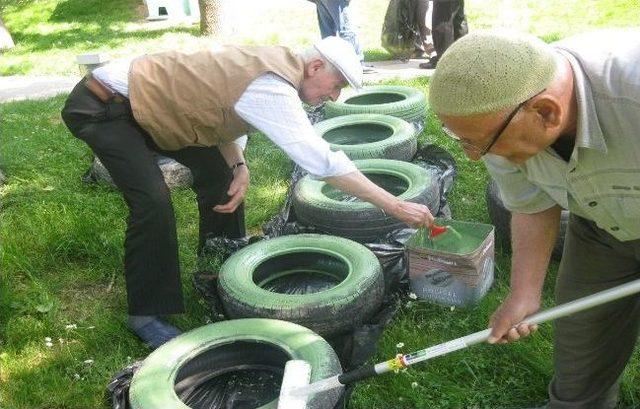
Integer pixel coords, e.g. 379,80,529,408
278,360,312,409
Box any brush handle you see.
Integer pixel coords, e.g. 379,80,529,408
338,365,376,385
333,278,640,388
375,277,640,374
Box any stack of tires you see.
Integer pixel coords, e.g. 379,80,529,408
292,84,433,243
128,86,434,409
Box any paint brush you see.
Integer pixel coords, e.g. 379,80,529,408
429,224,449,239
278,277,640,407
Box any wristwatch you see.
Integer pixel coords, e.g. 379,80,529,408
231,161,246,172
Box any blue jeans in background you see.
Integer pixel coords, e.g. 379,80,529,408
314,0,364,63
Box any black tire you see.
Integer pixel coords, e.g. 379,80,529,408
315,113,417,161
217,234,384,337
293,159,440,242
486,179,568,261
129,318,342,409
90,155,193,188
324,85,427,124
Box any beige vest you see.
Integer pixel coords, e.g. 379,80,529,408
128,46,305,151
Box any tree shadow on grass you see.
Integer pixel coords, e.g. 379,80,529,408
12,24,198,54
49,0,140,25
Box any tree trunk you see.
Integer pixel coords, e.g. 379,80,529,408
0,16,15,51
199,0,224,37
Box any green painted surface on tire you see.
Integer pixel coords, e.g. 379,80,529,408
325,85,427,124
217,234,384,336
295,159,433,211
292,159,440,242
129,318,342,409
314,113,417,161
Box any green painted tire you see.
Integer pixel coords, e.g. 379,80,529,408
315,113,417,161
218,234,384,336
324,85,427,124
129,318,342,409
293,159,439,242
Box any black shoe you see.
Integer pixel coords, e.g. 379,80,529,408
128,317,182,349
419,58,438,69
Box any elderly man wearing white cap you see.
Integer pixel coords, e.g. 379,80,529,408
429,29,640,408
61,36,434,349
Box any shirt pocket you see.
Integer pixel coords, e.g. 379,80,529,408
610,196,640,237
581,171,640,240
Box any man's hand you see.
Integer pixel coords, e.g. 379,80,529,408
488,291,541,344
387,200,434,229
214,165,250,213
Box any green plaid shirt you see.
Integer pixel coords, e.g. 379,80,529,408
484,29,640,241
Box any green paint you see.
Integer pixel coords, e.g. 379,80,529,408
408,219,493,255
321,172,409,202
322,123,394,145
345,92,406,105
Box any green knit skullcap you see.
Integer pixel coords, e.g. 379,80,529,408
428,29,558,116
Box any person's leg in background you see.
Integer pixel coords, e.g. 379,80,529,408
61,81,183,349
315,0,365,64
163,146,246,255
414,0,434,59
452,0,467,40
549,215,640,409
420,0,463,69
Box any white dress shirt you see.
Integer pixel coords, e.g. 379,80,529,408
92,62,356,179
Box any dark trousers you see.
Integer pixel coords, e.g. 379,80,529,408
61,80,245,316
431,0,468,60
549,215,640,408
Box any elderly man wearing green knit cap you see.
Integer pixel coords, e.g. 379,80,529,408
429,29,640,408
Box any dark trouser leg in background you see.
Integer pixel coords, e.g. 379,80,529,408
549,215,640,409
431,0,467,61
452,0,468,40
61,81,184,317
415,0,433,56
162,146,246,254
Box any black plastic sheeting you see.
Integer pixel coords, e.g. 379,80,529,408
381,0,421,59
179,369,283,409
106,144,456,409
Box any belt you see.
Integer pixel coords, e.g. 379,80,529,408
84,76,127,104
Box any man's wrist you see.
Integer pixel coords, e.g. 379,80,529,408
231,161,246,172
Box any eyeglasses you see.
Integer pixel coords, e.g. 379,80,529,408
443,89,546,156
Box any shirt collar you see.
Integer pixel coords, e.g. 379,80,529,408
555,49,607,153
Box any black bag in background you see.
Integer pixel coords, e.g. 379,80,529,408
381,0,420,59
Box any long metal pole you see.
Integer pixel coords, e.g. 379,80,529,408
375,278,640,373
291,278,640,398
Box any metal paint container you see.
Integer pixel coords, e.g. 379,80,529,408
406,219,495,307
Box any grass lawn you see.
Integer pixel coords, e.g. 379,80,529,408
2,1,640,408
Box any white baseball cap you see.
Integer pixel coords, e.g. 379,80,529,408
314,36,363,89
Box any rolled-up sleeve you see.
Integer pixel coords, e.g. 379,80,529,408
234,73,357,179
483,154,558,214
